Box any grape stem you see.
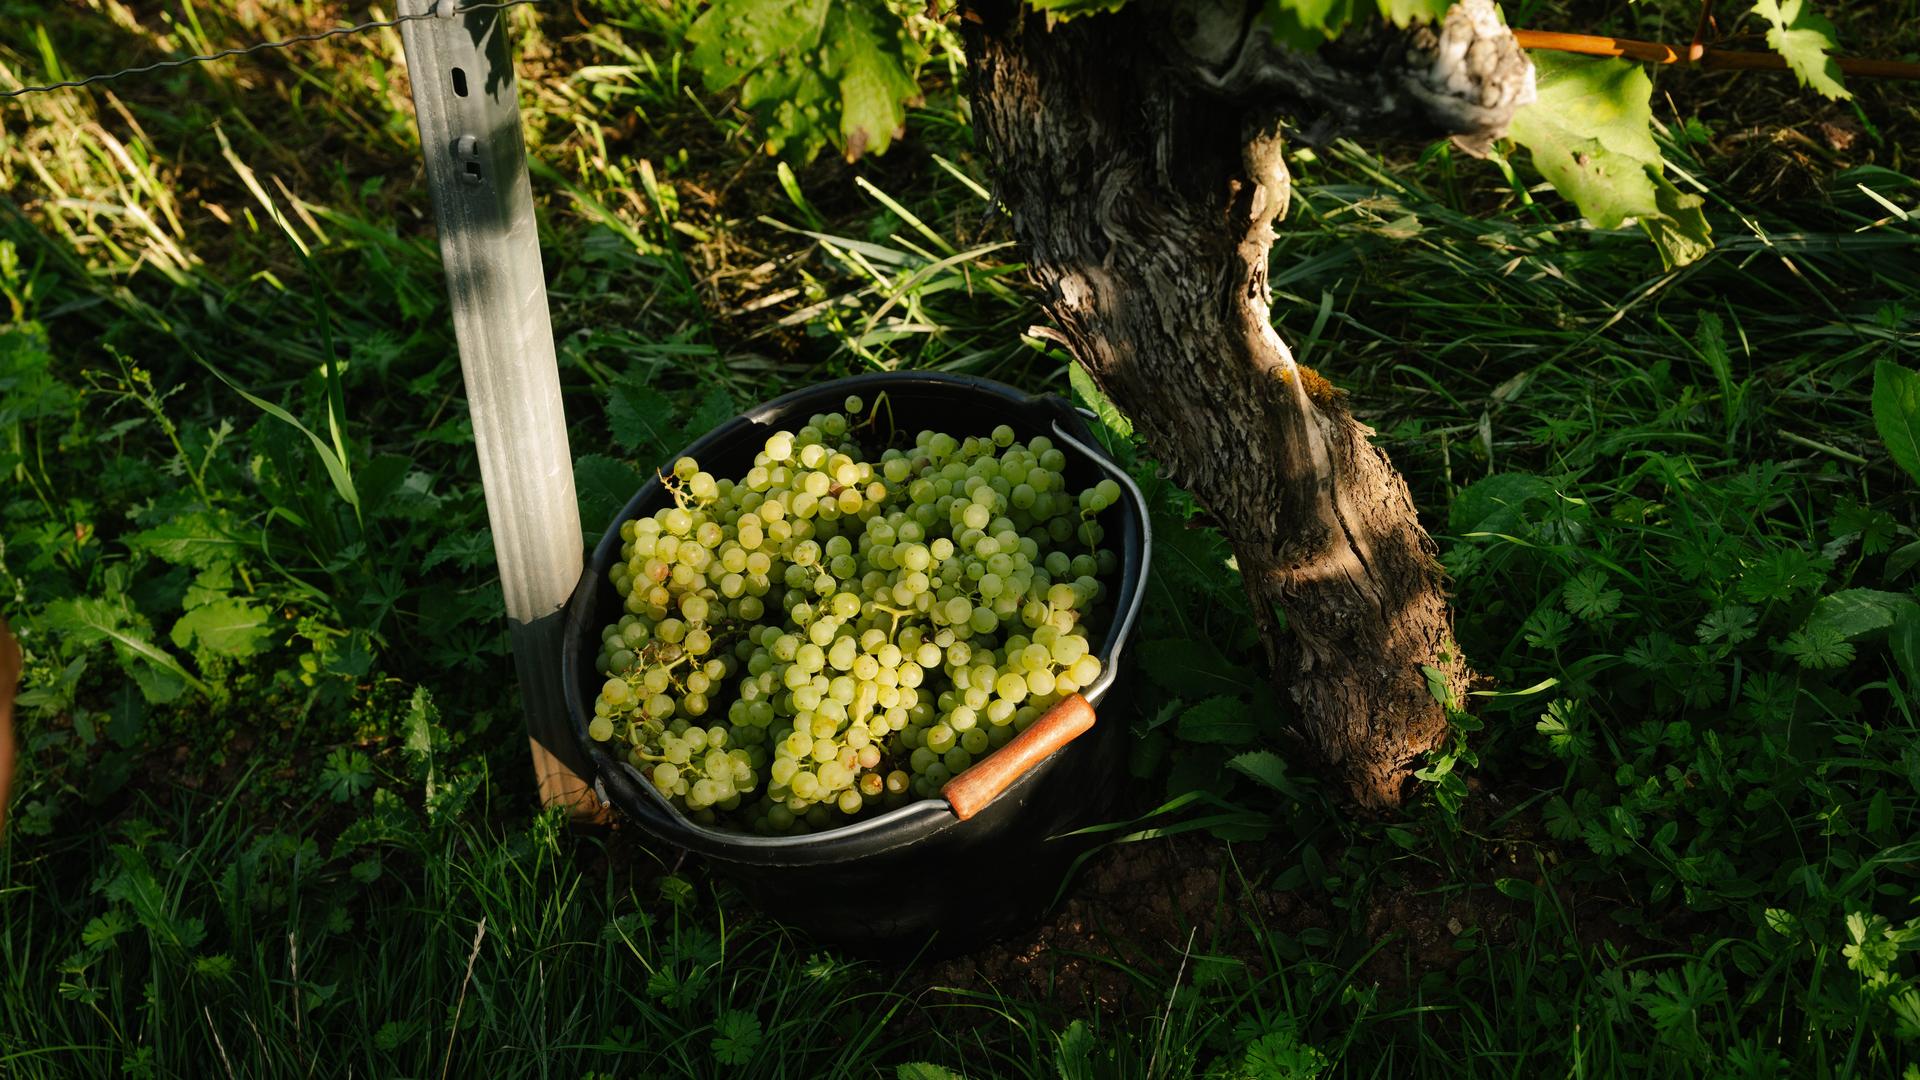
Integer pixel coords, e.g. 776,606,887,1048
866,601,919,641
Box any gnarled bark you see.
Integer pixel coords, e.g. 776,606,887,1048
960,0,1530,807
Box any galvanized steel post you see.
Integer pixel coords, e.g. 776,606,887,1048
398,0,594,813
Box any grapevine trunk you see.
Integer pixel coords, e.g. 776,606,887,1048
961,0,1472,809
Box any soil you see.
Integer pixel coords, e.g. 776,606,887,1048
920,835,1293,1017
916,826,1536,1020
909,777,1685,1022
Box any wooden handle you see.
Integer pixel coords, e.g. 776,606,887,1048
0,618,19,837
941,693,1095,822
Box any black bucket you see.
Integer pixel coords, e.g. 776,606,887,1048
561,372,1152,957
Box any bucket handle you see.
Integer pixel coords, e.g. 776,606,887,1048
941,693,1096,821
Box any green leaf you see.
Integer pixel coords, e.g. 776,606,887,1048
1028,0,1130,19
319,749,375,802
1763,907,1802,940
1563,570,1623,621
606,378,677,459
1508,53,1712,267
1868,789,1893,836
682,386,738,446
826,1,920,160
182,565,235,611
192,953,235,980
1376,0,1449,25
196,355,359,517
1227,750,1305,799
1421,663,1461,712
1872,360,1920,485
1138,638,1256,696
575,454,647,538
1643,172,1714,271
1536,699,1591,759
1543,796,1582,841
1240,1027,1331,1078
1751,0,1850,100
1176,696,1255,744
896,1066,964,1080
41,596,211,699
711,1010,763,1066
1266,0,1365,38
1510,54,1658,229
403,686,441,761
1696,604,1758,645
1775,622,1855,670
169,598,273,659
124,512,246,570
1495,877,1538,901
129,663,189,705
0,321,77,425
685,0,922,162
1894,608,1920,690
1450,472,1552,533
104,848,168,930
105,846,203,950
422,529,496,573
1803,589,1920,642
80,910,136,949
1068,361,1132,439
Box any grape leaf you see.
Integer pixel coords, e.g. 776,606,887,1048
1036,0,1441,27
826,1,922,160
1030,0,1128,18
169,598,274,659
1261,0,1363,49
1277,0,1364,35
1751,0,1849,100
1377,0,1449,24
685,0,922,162
1643,172,1713,270
1508,53,1713,269
1873,360,1920,485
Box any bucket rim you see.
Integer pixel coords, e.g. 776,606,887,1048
561,371,1153,861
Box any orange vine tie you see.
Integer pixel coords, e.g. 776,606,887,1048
1511,29,1920,81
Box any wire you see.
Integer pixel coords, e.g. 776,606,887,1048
1,0,542,101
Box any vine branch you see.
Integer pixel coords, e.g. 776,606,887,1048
1513,28,1920,81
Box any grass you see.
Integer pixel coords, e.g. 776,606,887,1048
3,0,1920,1077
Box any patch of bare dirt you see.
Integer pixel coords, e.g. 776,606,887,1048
919,836,1313,1017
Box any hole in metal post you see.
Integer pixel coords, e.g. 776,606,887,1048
451,67,469,97
465,160,482,182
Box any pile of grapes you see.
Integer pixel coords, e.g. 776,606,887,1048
588,396,1122,834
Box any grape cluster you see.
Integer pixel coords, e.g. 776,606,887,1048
589,396,1120,834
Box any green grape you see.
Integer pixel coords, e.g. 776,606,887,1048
593,413,1118,834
